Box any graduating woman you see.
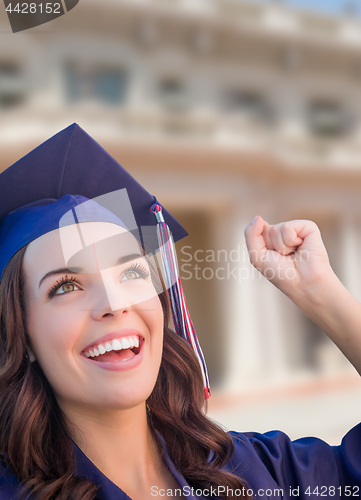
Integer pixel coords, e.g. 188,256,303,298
0,124,359,500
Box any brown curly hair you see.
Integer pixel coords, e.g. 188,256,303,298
0,245,251,500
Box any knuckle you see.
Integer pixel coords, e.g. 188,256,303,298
309,221,320,231
281,225,294,241
248,253,258,267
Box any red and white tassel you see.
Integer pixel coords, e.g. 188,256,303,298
150,201,211,400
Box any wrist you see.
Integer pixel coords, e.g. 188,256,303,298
288,269,343,314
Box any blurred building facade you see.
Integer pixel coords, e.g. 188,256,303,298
1,0,361,396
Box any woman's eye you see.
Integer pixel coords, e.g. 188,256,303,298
122,265,150,282
47,275,81,298
54,282,80,295
123,270,142,281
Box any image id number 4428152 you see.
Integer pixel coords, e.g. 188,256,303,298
304,486,359,497
5,3,61,13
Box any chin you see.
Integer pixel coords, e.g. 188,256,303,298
102,380,157,410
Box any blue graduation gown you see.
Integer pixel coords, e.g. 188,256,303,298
0,423,360,499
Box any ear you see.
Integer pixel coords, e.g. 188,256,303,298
26,346,36,362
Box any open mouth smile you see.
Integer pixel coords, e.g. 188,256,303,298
81,333,145,371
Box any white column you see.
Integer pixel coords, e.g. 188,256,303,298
340,216,361,302
256,277,291,382
221,216,264,393
220,212,295,393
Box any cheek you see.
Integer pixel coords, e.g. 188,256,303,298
152,300,165,369
139,295,164,366
145,296,164,337
26,303,81,365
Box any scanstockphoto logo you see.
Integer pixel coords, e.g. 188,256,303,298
3,0,79,33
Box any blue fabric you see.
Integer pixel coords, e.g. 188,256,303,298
0,423,360,499
0,194,127,281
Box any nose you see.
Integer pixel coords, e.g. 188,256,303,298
90,296,131,321
92,304,130,321
88,265,157,319
89,275,133,321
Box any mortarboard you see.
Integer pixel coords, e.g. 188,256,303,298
0,123,211,399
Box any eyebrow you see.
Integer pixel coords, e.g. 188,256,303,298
38,253,144,289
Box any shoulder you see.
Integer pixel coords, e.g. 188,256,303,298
222,423,361,495
0,455,31,500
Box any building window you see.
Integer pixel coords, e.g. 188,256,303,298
222,89,272,122
94,69,127,104
308,101,349,137
64,62,81,102
158,78,188,112
64,62,128,105
0,63,25,109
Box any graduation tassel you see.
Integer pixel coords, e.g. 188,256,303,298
151,200,211,400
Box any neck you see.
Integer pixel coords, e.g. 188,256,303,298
62,401,166,495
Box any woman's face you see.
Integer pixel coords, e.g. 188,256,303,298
22,222,164,415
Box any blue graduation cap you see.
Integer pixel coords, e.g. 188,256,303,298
0,123,211,399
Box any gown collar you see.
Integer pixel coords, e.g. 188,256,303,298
72,432,218,500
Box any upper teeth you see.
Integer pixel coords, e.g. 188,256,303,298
84,336,140,358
